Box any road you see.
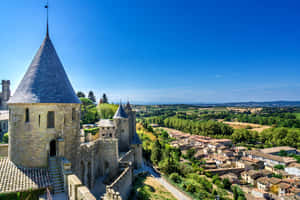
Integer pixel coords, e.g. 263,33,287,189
139,163,192,200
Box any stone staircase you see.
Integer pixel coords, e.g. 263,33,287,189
48,157,64,194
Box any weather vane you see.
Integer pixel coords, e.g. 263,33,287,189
45,0,49,36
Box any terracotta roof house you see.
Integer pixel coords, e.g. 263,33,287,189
247,150,296,167
241,170,264,185
260,146,297,155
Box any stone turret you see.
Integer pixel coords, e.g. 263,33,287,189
0,80,10,110
7,30,81,168
113,104,129,152
2,80,10,102
124,101,135,141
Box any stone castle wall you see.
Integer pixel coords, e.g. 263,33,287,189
0,144,8,157
75,138,119,189
8,103,80,168
68,174,96,200
104,164,133,200
119,149,134,163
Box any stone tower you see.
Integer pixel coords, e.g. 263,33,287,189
7,29,81,168
0,80,11,109
125,101,136,140
2,80,10,102
113,104,129,152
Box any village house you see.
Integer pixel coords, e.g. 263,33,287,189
247,150,296,167
251,188,270,199
260,146,298,155
204,160,217,169
285,163,300,177
256,177,271,191
241,170,264,185
236,157,264,170
241,170,272,186
220,173,239,184
277,182,292,196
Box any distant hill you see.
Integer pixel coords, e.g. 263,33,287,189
196,101,300,107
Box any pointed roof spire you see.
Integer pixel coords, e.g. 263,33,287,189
125,101,132,111
8,24,80,104
113,103,128,119
45,0,49,37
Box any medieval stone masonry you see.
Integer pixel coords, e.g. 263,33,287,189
0,25,142,200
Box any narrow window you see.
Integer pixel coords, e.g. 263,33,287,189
38,115,41,127
47,111,55,128
25,108,29,122
72,108,76,121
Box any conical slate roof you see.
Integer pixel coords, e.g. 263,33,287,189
113,104,128,119
8,34,80,104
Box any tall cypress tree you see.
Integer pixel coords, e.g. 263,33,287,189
88,91,96,103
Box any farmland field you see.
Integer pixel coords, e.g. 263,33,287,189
295,113,300,120
220,121,271,132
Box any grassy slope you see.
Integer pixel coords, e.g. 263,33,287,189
132,174,177,200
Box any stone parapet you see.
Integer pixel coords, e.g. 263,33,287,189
105,162,133,200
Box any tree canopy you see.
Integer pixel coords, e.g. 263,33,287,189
97,103,118,119
76,91,85,98
88,91,96,103
102,93,108,104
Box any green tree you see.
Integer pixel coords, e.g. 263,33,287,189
76,91,85,98
80,97,99,124
97,103,118,119
169,173,182,184
88,91,96,103
222,178,231,190
102,93,108,104
274,164,284,170
150,140,162,164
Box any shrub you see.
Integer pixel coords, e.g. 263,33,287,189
274,164,284,170
84,127,99,135
2,132,8,143
169,173,182,184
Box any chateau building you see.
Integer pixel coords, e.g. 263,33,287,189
0,19,142,200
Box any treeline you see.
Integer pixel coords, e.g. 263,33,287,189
145,116,300,148
198,108,300,128
227,113,300,128
231,127,300,148
144,108,300,129
147,116,234,137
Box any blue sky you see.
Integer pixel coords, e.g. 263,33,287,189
1,0,300,104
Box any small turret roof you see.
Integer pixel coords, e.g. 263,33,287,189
8,34,80,104
131,132,142,145
125,101,132,111
113,104,128,119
